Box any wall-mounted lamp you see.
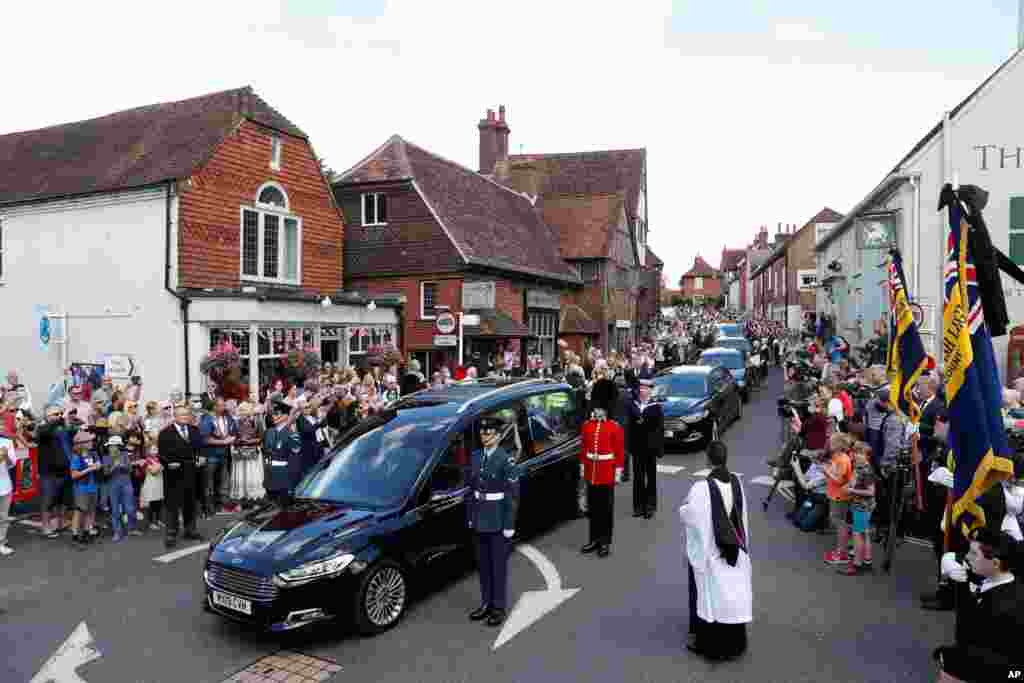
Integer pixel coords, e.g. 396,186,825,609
367,300,377,311
321,296,333,308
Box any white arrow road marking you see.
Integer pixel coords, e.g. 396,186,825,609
153,543,208,564
493,544,580,650
656,464,685,475
31,621,101,683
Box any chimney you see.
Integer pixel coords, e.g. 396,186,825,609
478,105,511,174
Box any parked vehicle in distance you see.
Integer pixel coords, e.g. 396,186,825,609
698,347,749,402
204,379,584,635
654,365,742,447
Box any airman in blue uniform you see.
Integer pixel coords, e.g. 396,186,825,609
263,400,302,502
467,414,520,627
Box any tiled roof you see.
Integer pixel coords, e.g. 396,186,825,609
810,207,843,224
539,192,624,259
559,304,601,335
335,136,581,285
509,149,645,218
645,245,664,267
683,255,717,278
0,86,305,206
719,248,745,272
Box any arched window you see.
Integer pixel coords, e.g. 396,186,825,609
242,182,301,285
257,183,288,209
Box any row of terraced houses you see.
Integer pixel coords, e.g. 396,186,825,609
0,89,662,401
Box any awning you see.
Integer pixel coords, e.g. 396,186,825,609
463,309,533,339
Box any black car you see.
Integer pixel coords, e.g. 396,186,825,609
203,379,584,635
654,366,742,447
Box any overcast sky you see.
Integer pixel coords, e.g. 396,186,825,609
4,0,1021,286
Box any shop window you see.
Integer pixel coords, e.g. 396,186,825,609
421,282,438,319
523,391,577,454
362,192,387,226
348,325,395,355
1011,197,1024,265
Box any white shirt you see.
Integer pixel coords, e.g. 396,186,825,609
0,437,13,497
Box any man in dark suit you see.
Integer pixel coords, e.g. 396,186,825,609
625,379,664,518
157,404,204,548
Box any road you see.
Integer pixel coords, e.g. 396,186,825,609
2,369,951,683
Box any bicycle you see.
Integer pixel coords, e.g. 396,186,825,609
876,446,915,573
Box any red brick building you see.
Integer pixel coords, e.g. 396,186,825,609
679,256,721,303
333,134,581,376
0,86,400,401
479,107,654,353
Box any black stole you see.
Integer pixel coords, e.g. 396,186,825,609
706,467,747,567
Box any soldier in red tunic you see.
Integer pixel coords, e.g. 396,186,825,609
580,378,625,557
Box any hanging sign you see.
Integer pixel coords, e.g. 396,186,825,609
103,354,134,379
434,335,457,347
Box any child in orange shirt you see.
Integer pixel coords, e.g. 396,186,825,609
823,433,853,565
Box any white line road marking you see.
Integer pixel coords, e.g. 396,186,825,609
493,544,580,650
31,621,101,683
656,464,685,475
153,543,208,564
691,468,743,478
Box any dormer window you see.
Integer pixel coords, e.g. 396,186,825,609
271,136,282,171
362,192,387,226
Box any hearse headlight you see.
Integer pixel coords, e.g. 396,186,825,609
274,553,355,587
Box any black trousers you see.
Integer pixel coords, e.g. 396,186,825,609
164,476,197,538
207,461,226,508
688,561,698,634
587,484,614,545
195,465,209,514
632,451,657,513
475,532,511,610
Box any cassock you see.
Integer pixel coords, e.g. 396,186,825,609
680,471,752,659
940,575,1024,682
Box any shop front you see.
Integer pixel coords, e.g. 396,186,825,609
187,293,401,400
462,309,533,375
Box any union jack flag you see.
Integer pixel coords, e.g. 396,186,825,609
942,188,1013,537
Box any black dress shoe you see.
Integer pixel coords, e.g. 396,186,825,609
644,511,654,519
581,541,600,554
633,511,644,518
469,604,491,621
183,531,204,541
597,544,611,557
486,608,507,626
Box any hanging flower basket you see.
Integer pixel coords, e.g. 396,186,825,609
279,345,322,382
200,340,242,384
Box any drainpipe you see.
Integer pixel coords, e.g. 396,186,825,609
164,181,192,396
910,172,923,294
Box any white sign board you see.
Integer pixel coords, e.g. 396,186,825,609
462,281,496,310
434,335,458,347
462,314,481,326
797,269,818,291
103,354,134,379
616,320,631,329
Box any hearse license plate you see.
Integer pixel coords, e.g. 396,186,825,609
212,590,252,615
664,430,674,438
